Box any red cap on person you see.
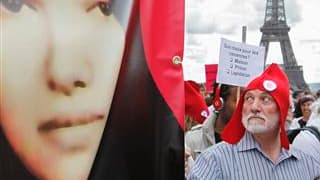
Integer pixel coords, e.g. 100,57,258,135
221,63,290,149
185,81,209,124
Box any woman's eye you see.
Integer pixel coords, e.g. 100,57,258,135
98,1,112,16
1,0,24,12
87,1,112,16
1,0,35,13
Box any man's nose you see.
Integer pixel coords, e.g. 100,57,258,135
250,99,261,114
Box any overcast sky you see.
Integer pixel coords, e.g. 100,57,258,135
185,0,320,83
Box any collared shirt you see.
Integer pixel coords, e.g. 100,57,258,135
188,132,320,180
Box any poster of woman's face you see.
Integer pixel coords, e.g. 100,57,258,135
1,0,132,179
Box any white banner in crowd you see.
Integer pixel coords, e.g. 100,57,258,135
217,38,265,87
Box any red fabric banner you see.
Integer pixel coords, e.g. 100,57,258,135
205,64,218,92
140,0,185,129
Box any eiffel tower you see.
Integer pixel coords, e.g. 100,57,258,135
260,0,309,91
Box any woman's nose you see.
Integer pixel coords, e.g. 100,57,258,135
45,25,92,96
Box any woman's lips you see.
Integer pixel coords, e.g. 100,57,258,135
37,113,106,151
38,113,105,132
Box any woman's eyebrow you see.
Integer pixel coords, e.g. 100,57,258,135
86,0,110,3
25,0,39,3
25,0,42,5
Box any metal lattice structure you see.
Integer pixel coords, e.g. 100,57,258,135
260,0,309,91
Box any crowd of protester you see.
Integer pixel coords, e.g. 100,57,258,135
184,64,320,179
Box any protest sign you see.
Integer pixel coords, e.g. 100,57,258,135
217,38,265,87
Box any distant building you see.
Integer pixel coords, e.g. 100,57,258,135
308,83,320,93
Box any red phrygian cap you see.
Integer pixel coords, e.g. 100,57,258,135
221,63,290,149
185,81,209,124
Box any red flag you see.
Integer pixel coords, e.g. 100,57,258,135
205,64,218,92
140,0,185,129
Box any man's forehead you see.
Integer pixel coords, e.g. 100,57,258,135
245,89,272,96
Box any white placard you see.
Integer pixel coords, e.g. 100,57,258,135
216,38,265,87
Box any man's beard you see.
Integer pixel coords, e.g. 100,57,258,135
242,113,279,134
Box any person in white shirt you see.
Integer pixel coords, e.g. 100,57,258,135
292,99,320,162
290,95,316,129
